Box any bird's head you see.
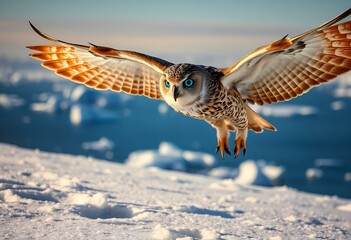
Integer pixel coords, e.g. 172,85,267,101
160,64,209,107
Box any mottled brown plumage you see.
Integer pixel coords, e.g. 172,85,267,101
27,9,351,158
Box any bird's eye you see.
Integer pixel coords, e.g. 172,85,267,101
183,79,194,88
165,80,171,88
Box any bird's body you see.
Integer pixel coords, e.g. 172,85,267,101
27,9,351,158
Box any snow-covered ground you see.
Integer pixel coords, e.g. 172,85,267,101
1,143,351,239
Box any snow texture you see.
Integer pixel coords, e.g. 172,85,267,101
0,143,350,240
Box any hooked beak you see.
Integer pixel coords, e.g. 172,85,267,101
172,85,180,101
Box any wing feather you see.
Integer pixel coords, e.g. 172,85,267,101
221,9,351,105
27,22,173,100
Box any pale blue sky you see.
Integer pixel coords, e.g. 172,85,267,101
0,0,349,24
0,0,350,65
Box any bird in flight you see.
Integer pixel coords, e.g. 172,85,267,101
28,9,351,159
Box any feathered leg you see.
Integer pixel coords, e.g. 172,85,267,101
208,120,231,159
234,128,248,158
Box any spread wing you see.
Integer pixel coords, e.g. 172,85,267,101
221,9,351,105
27,22,173,99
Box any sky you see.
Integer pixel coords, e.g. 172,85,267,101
0,0,350,66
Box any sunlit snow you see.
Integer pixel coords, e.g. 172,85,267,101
1,143,350,239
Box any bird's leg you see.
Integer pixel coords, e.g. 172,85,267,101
210,120,231,159
234,128,248,158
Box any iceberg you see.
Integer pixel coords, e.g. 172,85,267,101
82,137,115,151
126,142,215,172
250,104,317,118
0,94,25,108
70,104,119,125
234,160,284,186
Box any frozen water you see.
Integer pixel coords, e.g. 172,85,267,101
331,100,345,111
82,137,115,151
234,160,284,186
306,168,323,179
0,94,25,108
70,104,119,125
126,142,215,172
250,104,317,117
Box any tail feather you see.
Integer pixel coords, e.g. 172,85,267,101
244,104,276,133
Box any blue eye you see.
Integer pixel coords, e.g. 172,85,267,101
183,79,194,88
165,80,170,88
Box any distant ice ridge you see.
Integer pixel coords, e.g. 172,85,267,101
82,137,115,151
30,85,131,124
70,104,120,125
0,94,25,108
0,66,60,84
31,96,64,113
306,158,348,181
250,104,317,118
234,160,284,186
126,142,284,186
314,158,343,168
306,168,323,180
126,142,216,172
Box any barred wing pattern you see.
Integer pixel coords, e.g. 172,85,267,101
221,9,351,105
27,23,173,99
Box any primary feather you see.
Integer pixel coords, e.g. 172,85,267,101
27,22,173,99
221,9,351,105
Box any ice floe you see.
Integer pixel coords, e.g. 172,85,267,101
234,160,284,186
29,85,129,125
331,100,345,111
314,158,343,168
333,72,351,98
250,104,318,118
158,102,169,115
0,94,25,108
81,137,115,151
126,142,215,172
306,168,323,180
70,104,119,125
344,172,351,182
126,142,284,186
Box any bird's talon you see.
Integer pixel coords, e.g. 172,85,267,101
216,137,230,159
234,136,246,158
225,146,231,155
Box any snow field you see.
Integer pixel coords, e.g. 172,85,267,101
1,143,351,239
